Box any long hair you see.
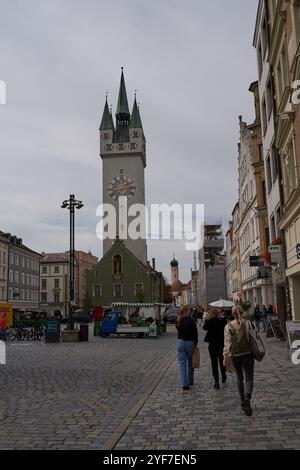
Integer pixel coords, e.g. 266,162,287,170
176,305,191,327
232,305,244,324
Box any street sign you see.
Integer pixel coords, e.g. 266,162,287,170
45,317,60,343
269,245,283,264
249,256,260,267
297,244,300,260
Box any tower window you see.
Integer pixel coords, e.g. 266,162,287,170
113,284,122,297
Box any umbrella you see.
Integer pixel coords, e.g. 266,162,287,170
209,300,235,308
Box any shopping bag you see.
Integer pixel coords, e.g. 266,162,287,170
225,356,235,373
192,347,200,369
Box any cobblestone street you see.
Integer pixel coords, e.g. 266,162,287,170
1,325,300,450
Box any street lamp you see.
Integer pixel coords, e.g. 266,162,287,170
61,195,84,330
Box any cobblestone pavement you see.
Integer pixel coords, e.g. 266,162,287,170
0,327,176,450
115,326,300,451
1,325,300,450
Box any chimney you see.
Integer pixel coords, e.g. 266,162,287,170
152,258,156,271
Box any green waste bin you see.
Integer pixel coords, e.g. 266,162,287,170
94,321,101,337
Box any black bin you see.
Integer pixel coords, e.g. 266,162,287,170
79,324,89,342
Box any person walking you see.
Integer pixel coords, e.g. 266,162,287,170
261,305,268,333
254,305,261,331
176,305,198,391
0,313,8,341
223,306,255,417
203,309,227,390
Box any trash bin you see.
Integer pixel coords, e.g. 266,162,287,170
94,321,101,337
79,324,89,342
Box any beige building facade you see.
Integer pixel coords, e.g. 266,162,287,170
0,235,9,302
267,0,300,321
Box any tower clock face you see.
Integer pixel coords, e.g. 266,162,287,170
108,174,137,202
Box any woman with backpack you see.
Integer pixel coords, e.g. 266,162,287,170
223,306,255,416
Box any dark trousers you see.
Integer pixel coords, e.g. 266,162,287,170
233,354,255,402
208,344,226,384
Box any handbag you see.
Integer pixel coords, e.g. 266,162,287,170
192,347,200,369
225,356,235,373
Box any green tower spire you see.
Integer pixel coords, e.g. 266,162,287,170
116,68,130,116
130,95,143,129
99,97,114,131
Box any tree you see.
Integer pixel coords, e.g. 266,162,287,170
163,281,173,304
83,290,93,311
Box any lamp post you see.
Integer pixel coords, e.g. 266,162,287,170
61,195,84,330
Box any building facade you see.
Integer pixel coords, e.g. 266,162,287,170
198,225,226,309
87,70,163,306
237,115,273,313
40,253,78,317
87,240,164,306
225,222,233,301
75,251,98,308
0,234,9,302
253,0,288,321
0,233,41,310
267,0,300,321
100,69,147,265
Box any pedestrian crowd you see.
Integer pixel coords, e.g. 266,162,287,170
175,304,270,417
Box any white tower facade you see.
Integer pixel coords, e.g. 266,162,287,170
99,69,147,264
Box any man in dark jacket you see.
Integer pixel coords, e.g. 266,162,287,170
203,309,227,389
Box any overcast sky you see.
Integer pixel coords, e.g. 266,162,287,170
0,0,258,283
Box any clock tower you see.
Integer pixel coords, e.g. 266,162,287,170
99,69,147,264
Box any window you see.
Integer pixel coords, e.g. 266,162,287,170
8,288,12,300
266,156,272,192
21,272,25,285
54,294,60,303
259,144,264,162
42,279,47,290
261,14,268,58
262,181,267,206
283,140,297,201
41,293,47,303
270,216,276,242
54,266,60,274
21,257,25,268
257,41,263,78
135,283,144,296
93,285,102,297
266,76,273,120
54,279,60,289
113,284,122,297
26,290,30,301
15,255,19,267
261,98,267,135
42,266,47,274
15,271,19,284
9,270,13,283
271,146,279,181
136,268,142,277
10,253,14,265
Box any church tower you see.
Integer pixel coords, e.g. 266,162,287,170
170,257,179,285
99,69,147,264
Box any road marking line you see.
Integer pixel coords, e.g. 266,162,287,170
103,351,177,450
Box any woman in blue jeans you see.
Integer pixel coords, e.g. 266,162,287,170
176,305,198,391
